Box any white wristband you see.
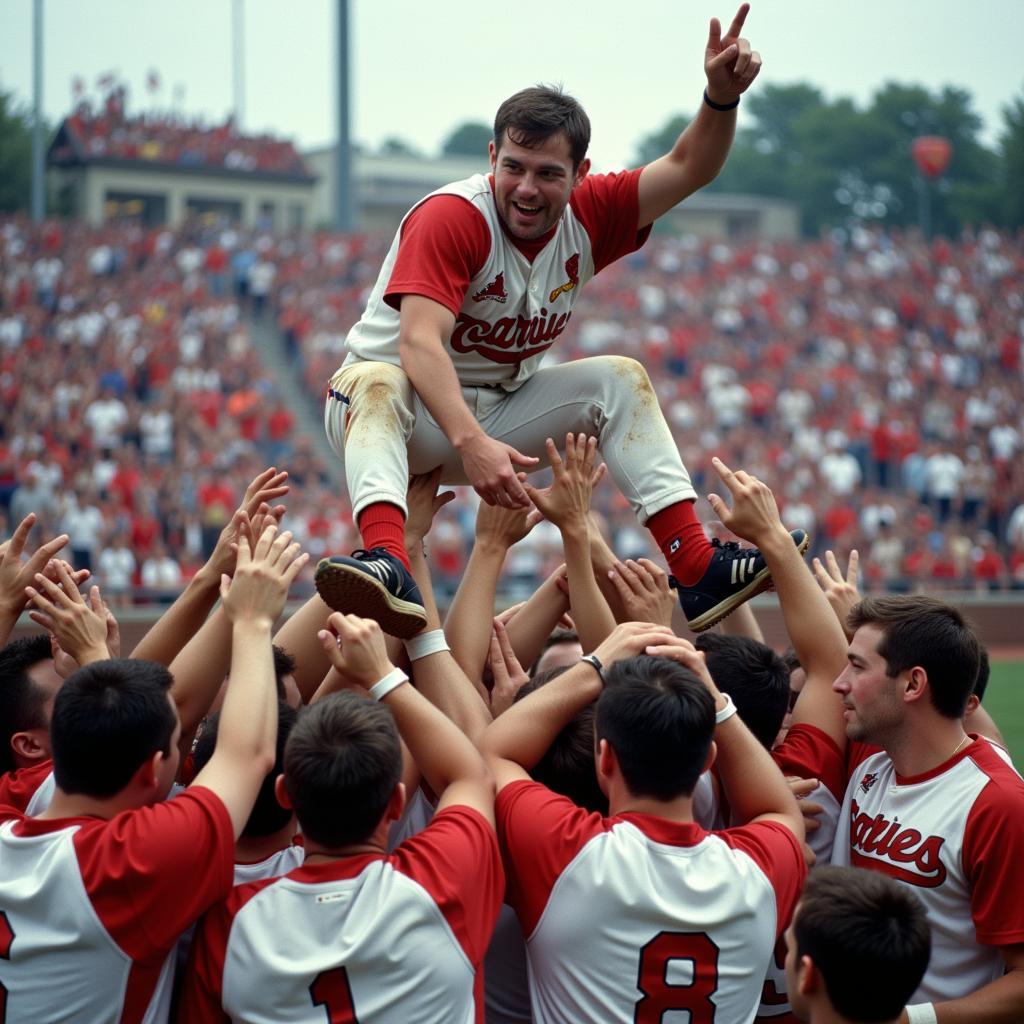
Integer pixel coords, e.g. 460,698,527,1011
403,629,450,662
368,667,409,702
905,1004,937,1024
714,692,739,725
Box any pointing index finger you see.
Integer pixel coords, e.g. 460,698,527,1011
725,2,750,39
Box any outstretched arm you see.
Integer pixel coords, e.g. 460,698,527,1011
637,4,762,228
708,458,848,748
319,613,494,821
482,621,676,790
523,435,617,653
191,524,309,836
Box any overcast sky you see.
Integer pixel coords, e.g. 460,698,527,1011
2,0,1022,172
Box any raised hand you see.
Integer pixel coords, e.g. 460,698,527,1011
220,523,308,630
25,565,110,666
607,558,676,628
523,434,598,531
705,3,762,104
811,549,861,639
207,468,290,577
707,456,786,546
405,469,457,547
489,619,529,717
591,620,678,669
317,612,394,689
0,514,72,623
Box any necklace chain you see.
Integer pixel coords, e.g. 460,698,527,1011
950,734,971,759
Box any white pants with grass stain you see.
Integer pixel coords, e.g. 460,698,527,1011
324,355,697,523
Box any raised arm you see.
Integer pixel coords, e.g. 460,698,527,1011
131,468,289,664
523,435,617,652
25,567,110,666
191,524,308,836
708,458,848,748
637,4,762,228
319,613,494,821
443,487,539,685
501,564,572,672
0,514,74,645
481,621,676,790
399,295,538,507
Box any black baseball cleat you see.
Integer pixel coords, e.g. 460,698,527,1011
315,548,427,639
671,530,810,633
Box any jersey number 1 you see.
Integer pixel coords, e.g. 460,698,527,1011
634,931,720,1024
310,966,359,1024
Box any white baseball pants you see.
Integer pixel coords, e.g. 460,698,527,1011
325,355,698,523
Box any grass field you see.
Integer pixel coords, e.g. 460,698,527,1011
984,659,1024,767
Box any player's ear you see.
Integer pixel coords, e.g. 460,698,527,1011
274,774,292,810
703,739,717,775
10,729,49,767
797,954,817,995
488,139,498,171
903,665,929,704
572,157,591,188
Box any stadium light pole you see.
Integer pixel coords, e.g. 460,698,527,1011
233,0,245,130
335,0,355,231
31,0,45,222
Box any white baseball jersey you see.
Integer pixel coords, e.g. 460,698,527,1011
756,724,847,1024
497,780,806,1024
0,787,234,1023
341,171,645,388
832,735,1024,1004
183,805,503,1023
233,840,304,885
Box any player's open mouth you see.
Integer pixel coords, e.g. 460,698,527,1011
513,202,543,216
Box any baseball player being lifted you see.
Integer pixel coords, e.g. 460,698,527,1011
317,4,806,637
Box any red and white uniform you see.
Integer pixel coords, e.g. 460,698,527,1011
326,171,697,521
0,760,54,815
342,171,648,387
833,735,1024,1004
755,724,847,1023
0,787,234,1023
497,780,806,1024
183,805,503,1023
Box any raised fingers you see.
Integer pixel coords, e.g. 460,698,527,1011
724,2,749,39
846,549,860,585
5,513,36,559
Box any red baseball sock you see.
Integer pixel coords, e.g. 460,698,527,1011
646,500,714,586
357,503,411,570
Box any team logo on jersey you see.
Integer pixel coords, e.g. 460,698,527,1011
669,538,681,554
848,798,948,888
450,309,573,364
549,253,580,302
472,272,508,304
859,771,879,794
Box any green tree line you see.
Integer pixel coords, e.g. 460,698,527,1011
636,80,1024,235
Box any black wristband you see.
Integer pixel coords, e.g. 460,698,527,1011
580,653,605,684
703,89,740,112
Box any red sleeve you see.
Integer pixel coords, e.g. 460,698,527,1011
772,724,847,802
720,821,808,938
496,779,607,937
75,786,235,958
569,168,651,273
962,750,1024,946
181,881,273,1024
390,805,503,964
384,195,491,314
0,760,52,813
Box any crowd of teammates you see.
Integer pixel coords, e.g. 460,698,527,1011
4,213,1023,603
0,438,1020,1022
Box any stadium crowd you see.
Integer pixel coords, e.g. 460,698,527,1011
56,91,311,177
3,214,1023,603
